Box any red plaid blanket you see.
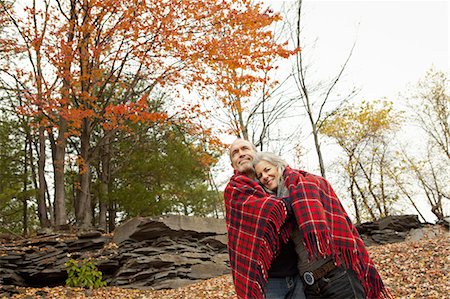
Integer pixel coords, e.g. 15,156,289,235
284,167,391,299
224,166,391,299
224,172,293,299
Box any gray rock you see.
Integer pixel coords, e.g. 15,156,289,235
188,262,230,279
376,215,422,231
112,215,227,244
406,224,448,242
371,229,407,244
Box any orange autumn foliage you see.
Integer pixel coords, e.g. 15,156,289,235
3,0,294,140
2,0,296,193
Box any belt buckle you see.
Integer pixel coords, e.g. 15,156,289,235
303,271,315,285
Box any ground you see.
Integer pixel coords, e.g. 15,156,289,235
2,233,448,299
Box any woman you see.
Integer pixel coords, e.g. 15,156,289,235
252,152,391,299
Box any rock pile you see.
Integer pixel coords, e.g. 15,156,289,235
0,215,229,290
357,214,424,246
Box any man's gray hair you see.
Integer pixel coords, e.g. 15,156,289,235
228,138,258,161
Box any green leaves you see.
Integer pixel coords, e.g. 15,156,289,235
65,259,107,289
109,122,221,218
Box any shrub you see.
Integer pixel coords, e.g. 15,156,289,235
65,259,107,289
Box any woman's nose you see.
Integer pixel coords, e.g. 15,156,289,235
261,173,268,182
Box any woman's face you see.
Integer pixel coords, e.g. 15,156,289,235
255,160,279,191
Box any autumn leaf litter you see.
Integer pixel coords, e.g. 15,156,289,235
3,231,448,299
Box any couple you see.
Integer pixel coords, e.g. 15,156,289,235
224,139,391,299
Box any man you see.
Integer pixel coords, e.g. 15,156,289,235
224,138,305,299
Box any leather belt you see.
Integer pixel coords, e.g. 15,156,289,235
302,260,336,286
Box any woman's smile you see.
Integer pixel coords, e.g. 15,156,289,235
255,160,279,191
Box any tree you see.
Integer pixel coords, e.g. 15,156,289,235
409,68,449,161
399,149,448,221
109,122,220,219
1,0,56,228
194,2,298,152
320,100,402,222
401,68,450,221
0,115,39,234
1,0,293,228
288,0,358,178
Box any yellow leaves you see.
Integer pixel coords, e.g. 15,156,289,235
320,100,403,150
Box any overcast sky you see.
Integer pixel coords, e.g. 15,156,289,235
267,0,448,101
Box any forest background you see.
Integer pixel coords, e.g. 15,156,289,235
0,0,448,236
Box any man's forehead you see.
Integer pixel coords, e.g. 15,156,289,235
230,139,252,150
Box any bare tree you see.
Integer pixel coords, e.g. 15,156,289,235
410,68,449,160
400,148,449,221
401,68,450,221
289,0,358,178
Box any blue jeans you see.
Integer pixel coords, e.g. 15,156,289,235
265,275,306,299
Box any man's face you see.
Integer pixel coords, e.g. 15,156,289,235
229,139,256,173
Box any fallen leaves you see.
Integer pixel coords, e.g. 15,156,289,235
2,233,448,298
369,234,449,298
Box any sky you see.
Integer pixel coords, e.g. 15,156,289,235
262,0,448,103
217,0,449,222
291,0,449,100
263,0,449,162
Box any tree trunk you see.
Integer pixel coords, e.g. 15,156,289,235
98,136,111,231
108,201,116,232
22,136,28,236
295,0,326,178
356,159,383,218
379,155,388,217
235,98,249,140
348,155,361,223
311,120,326,178
37,126,50,228
53,118,68,227
354,178,377,221
29,132,53,225
350,176,360,224
76,119,93,229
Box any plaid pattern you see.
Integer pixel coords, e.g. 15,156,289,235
224,172,292,299
284,166,391,299
224,167,391,299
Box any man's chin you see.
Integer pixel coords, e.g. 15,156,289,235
238,164,255,175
